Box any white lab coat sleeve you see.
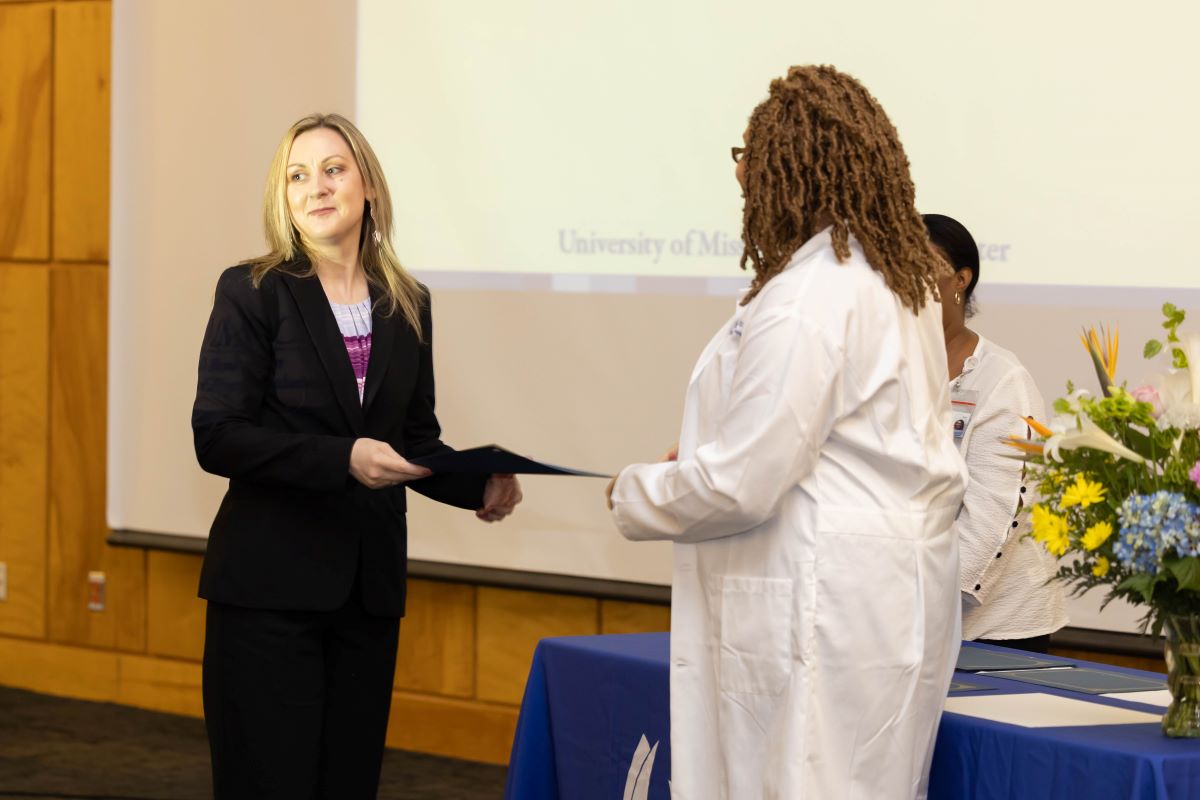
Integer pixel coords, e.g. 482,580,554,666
611,299,842,544
957,367,1044,603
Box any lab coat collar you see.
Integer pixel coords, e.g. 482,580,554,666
787,225,838,270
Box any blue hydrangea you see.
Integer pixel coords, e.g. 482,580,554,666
1113,491,1200,574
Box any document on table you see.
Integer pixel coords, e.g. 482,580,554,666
1104,690,1174,708
945,693,1163,727
949,680,991,693
410,444,612,477
985,667,1167,695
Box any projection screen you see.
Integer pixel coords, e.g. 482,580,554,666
110,0,1200,633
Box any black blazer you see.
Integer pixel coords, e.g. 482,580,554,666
192,261,486,617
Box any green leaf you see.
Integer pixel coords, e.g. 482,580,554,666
1118,573,1160,604
1167,557,1200,592
1054,398,1072,414
1121,426,1157,459
1145,339,1164,359
1173,348,1189,370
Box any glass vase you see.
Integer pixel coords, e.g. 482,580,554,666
1162,613,1200,738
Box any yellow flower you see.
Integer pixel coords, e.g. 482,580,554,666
1045,528,1070,557
1041,469,1066,490
1092,556,1111,577
1081,521,1114,551
1060,474,1107,510
1031,505,1070,557
1030,505,1056,541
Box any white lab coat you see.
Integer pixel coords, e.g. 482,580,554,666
611,229,968,800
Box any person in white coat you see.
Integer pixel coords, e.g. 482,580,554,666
606,65,968,800
925,213,1067,652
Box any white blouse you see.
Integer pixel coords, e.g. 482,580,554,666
953,335,1068,641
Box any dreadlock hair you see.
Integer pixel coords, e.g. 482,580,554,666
739,65,948,312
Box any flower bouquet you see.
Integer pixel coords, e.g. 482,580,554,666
1008,304,1200,737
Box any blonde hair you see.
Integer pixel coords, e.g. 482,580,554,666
246,112,426,339
739,66,947,312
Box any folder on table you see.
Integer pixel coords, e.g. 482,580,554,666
983,667,1167,695
956,648,1073,673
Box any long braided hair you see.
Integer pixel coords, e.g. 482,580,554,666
739,66,947,311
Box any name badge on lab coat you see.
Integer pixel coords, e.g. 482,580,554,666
950,388,979,445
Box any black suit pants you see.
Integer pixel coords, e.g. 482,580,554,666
203,588,401,799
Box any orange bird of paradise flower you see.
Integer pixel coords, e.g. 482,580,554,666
1080,325,1119,396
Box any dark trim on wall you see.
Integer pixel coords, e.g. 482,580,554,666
107,529,1160,654
1049,626,1162,659
405,561,672,603
106,529,673,603
109,529,206,553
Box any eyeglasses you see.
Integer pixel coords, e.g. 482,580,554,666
731,146,747,164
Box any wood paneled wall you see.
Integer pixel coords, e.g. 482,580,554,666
0,5,671,765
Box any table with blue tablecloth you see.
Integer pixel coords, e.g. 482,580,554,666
505,633,1200,800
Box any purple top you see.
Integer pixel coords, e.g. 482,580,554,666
330,298,372,402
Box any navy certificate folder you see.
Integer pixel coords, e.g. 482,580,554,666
411,445,611,477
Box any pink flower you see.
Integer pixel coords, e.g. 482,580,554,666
1191,461,1200,490
1131,384,1163,418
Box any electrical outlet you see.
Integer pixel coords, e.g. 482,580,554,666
87,570,106,612
0,562,7,601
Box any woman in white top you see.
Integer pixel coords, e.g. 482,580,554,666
925,213,1067,652
606,66,967,800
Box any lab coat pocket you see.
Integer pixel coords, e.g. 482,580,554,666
815,531,920,671
718,575,794,696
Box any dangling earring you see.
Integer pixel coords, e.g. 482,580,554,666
954,291,962,306
368,200,382,245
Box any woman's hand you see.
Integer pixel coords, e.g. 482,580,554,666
607,444,678,509
477,473,523,522
349,438,432,489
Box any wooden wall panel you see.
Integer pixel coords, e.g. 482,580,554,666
0,639,203,720
475,587,598,705
388,691,519,766
0,5,51,260
146,551,205,661
0,636,119,702
53,1,110,262
47,265,146,651
395,579,475,698
0,265,49,639
1050,647,1165,675
117,653,203,719
600,600,670,635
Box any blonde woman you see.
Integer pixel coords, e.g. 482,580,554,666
192,113,522,798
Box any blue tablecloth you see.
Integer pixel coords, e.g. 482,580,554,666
505,633,1200,800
